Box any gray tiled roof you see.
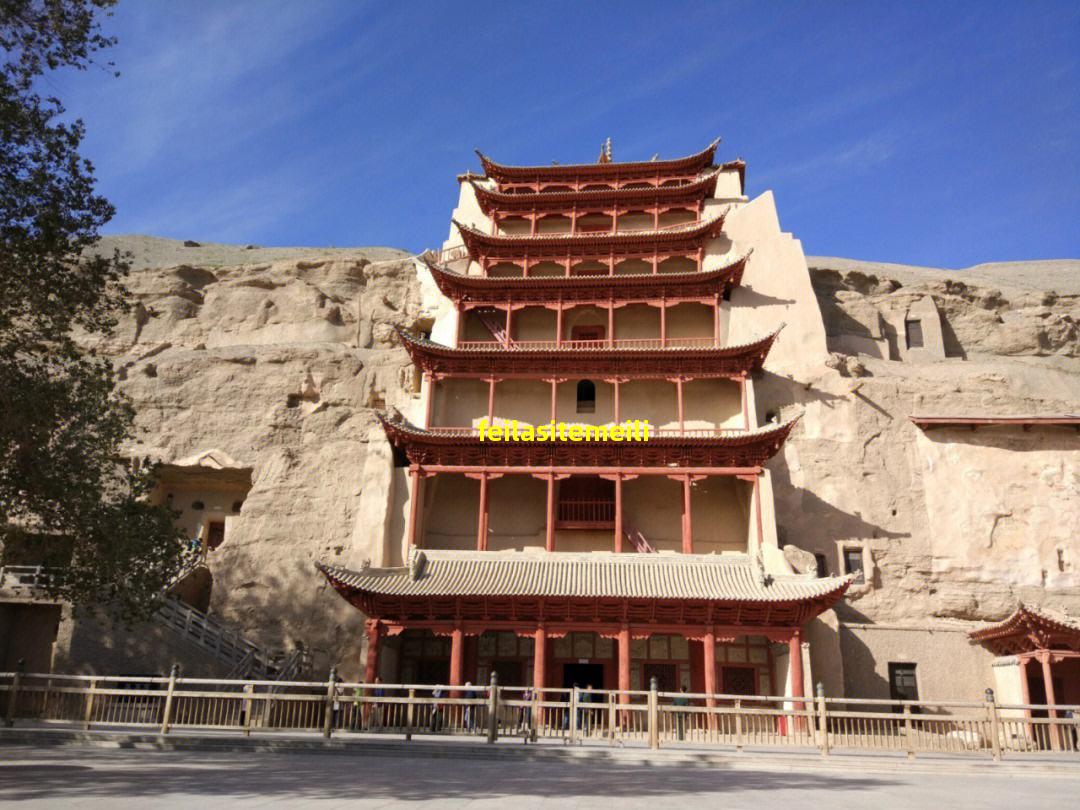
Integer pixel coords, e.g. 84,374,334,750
318,549,851,603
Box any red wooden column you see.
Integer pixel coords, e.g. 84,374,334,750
1019,657,1033,742
789,628,805,733
659,302,667,347
364,620,382,684
607,302,614,347
534,624,547,729
681,475,693,554
545,474,556,552
614,475,623,553
487,377,497,422
549,379,558,422
450,623,464,696
477,473,489,551
713,293,721,346
703,628,718,728
504,305,513,349
618,624,631,705
675,377,685,431
612,379,622,423
423,372,436,428
1040,652,1060,750
740,375,749,430
406,467,423,547
555,303,564,348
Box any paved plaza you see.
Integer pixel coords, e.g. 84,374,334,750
0,745,1075,809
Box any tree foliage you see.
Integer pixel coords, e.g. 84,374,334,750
0,0,187,618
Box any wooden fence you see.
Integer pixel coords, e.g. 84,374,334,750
2,670,1077,760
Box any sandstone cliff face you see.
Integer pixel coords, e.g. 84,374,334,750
84,238,430,674
78,238,1079,675
772,257,1080,626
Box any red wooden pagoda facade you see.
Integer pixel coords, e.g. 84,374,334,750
319,142,850,703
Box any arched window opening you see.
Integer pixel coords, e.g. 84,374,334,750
576,380,596,414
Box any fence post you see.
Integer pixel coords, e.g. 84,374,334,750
648,676,659,750
242,683,253,737
903,703,915,759
5,660,24,727
405,688,415,741
986,688,1001,762
734,698,743,752
160,664,179,735
531,687,540,742
486,670,499,743
323,667,337,739
569,685,579,744
607,693,617,745
817,682,829,758
83,677,98,730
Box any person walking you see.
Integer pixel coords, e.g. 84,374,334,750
673,685,691,741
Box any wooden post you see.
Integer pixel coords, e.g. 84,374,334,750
405,688,415,741
789,630,805,734
450,625,464,694
648,676,659,750
323,667,337,738
487,377,497,422
1040,653,1060,750
713,293,721,347
160,663,179,735
555,304,564,348
734,698,744,752
613,379,621,424
4,661,23,728
477,473,489,551
681,475,693,554
607,302,614,347
659,303,667,347
83,677,98,730
406,467,422,548
364,621,381,685
614,475,623,553
986,688,1001,761
817,682,829,757
423,372,435,428
486,670,499,743
676,377,685,431
904,703,915,759
569,684,579,744
703,630,717,729
607,692,617,744
242,683,253,737
504,305,513,349
545,474,556,552
534,624,547,735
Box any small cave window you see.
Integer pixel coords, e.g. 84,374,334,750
843,547,865,584
286,393,302,408
905,319,924,349
888,663,919,702
192,500,205,511
206,520,226,551
576,380,596,414
814,553,828,578
231,500,244,514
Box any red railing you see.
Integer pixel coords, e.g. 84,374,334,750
424,426,748,439
456,337,717,351
556,499,615,527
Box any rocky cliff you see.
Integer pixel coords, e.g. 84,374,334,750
78,237,1079,674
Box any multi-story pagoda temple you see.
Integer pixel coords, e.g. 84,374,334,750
318,141,852,703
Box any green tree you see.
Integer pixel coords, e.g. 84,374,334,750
0,0,187,618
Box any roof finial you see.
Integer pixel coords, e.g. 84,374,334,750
598,137,612,164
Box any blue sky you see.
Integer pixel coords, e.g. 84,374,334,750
53,1,1079,267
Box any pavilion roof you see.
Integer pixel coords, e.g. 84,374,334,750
318,548,852,603
968,604,1080,655
453,214,728,261
376,410,799,469
468,169,722,214
419,251,748,304
395,325,781,379
476,140,720,183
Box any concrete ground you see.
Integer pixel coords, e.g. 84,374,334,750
0,745,1075,809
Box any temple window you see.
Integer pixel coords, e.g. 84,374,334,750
576,380,597,413
842,547,865,584
888,662,919,702
905,319,924,349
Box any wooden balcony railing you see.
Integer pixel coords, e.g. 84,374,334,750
555,499,615,528
424,426,747,439
456,337,718,351
2,670,1075,760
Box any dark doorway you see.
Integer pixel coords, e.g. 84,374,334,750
493,660,524,687
562,663,604,690
721,666,756,696
416,659,449,685
643,663,677,692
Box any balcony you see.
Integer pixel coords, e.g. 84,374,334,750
455,337,719,352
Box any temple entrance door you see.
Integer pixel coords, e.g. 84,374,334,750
493,660,524,687
721,666,757,696
643,663,677,692
563,663,604,690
